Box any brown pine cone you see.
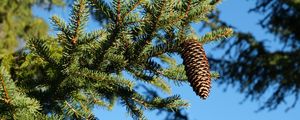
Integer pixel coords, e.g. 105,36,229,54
181,39,211,99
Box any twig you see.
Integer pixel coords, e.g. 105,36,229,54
123,0,142,20
125,19,145,25
65,101,83,118
144,0,167,44
185,0,192,17
116,0,121,25
0,75,10,104
78,100,93,119
131,96,149,108
172,0,192,24
71,0,85,45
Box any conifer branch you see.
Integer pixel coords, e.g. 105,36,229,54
199,27,233,44
185,0,192,17
89,0,115,21
0,0,233,119
123,97,145,120
123,0,142,20
178,0,193,41
170,0,192,25
89,91,111,109
133,0,167,60
125,19,145,25
94,27,121,67
144,42,178,58
155,0,166,25
131,96,148,108
84,1,121,68
73,68,134,88
65,101,83,119
143,0,167,39
78,100,93,118
71,0,87,45
71,12,82,45
126,66,153,81
92,1,124,66
51,16,71,36
0,76,10,104
77,29,106,45
116,86,187,114
131,94,188,110
116,0,121,25
28,39,59,66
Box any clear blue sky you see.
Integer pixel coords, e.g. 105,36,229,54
32,0,300,119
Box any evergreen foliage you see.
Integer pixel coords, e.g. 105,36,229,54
1,0,232,119
0,0,64,57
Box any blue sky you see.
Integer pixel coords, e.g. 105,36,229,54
32,0,300,119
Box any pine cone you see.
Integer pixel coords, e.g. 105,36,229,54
181,39,211,99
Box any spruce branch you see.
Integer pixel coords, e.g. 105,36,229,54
115,85,187,119
185,0,192,17
64,101,83,119
89,0,115,22
28,38,59,66
161,64,188,82
116,0,121,25
69,0,89,45
0,0,234,119
125,19,145,25
132,0,167,58
0,74,10,104
94,20,123,68
210,71,220,79
78,100,93,118
157,54,177,66
178,0,193,40
126,66,155,82
77,29,107,45
131,94,188,111
123,0,143,20
51,16,70,36
199,27,233,44
123,97,145,120
73,68,134,88
88,91,112,109
127,64,171,93
143,41,179,58
0,55,42,119
170,0,192,26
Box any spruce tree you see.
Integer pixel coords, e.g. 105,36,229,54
0,0,64,57
1,0,232,119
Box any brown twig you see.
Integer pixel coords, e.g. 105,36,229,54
78,100,93,119
71,0,85,45
125,19,145,25
0,75,11,104
168,0,192,25
200,28,233,44
185,0,192,17
131,96,149,108
144,0,167,44
65,101,83,118
116,0,121,25
123,0,142,20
